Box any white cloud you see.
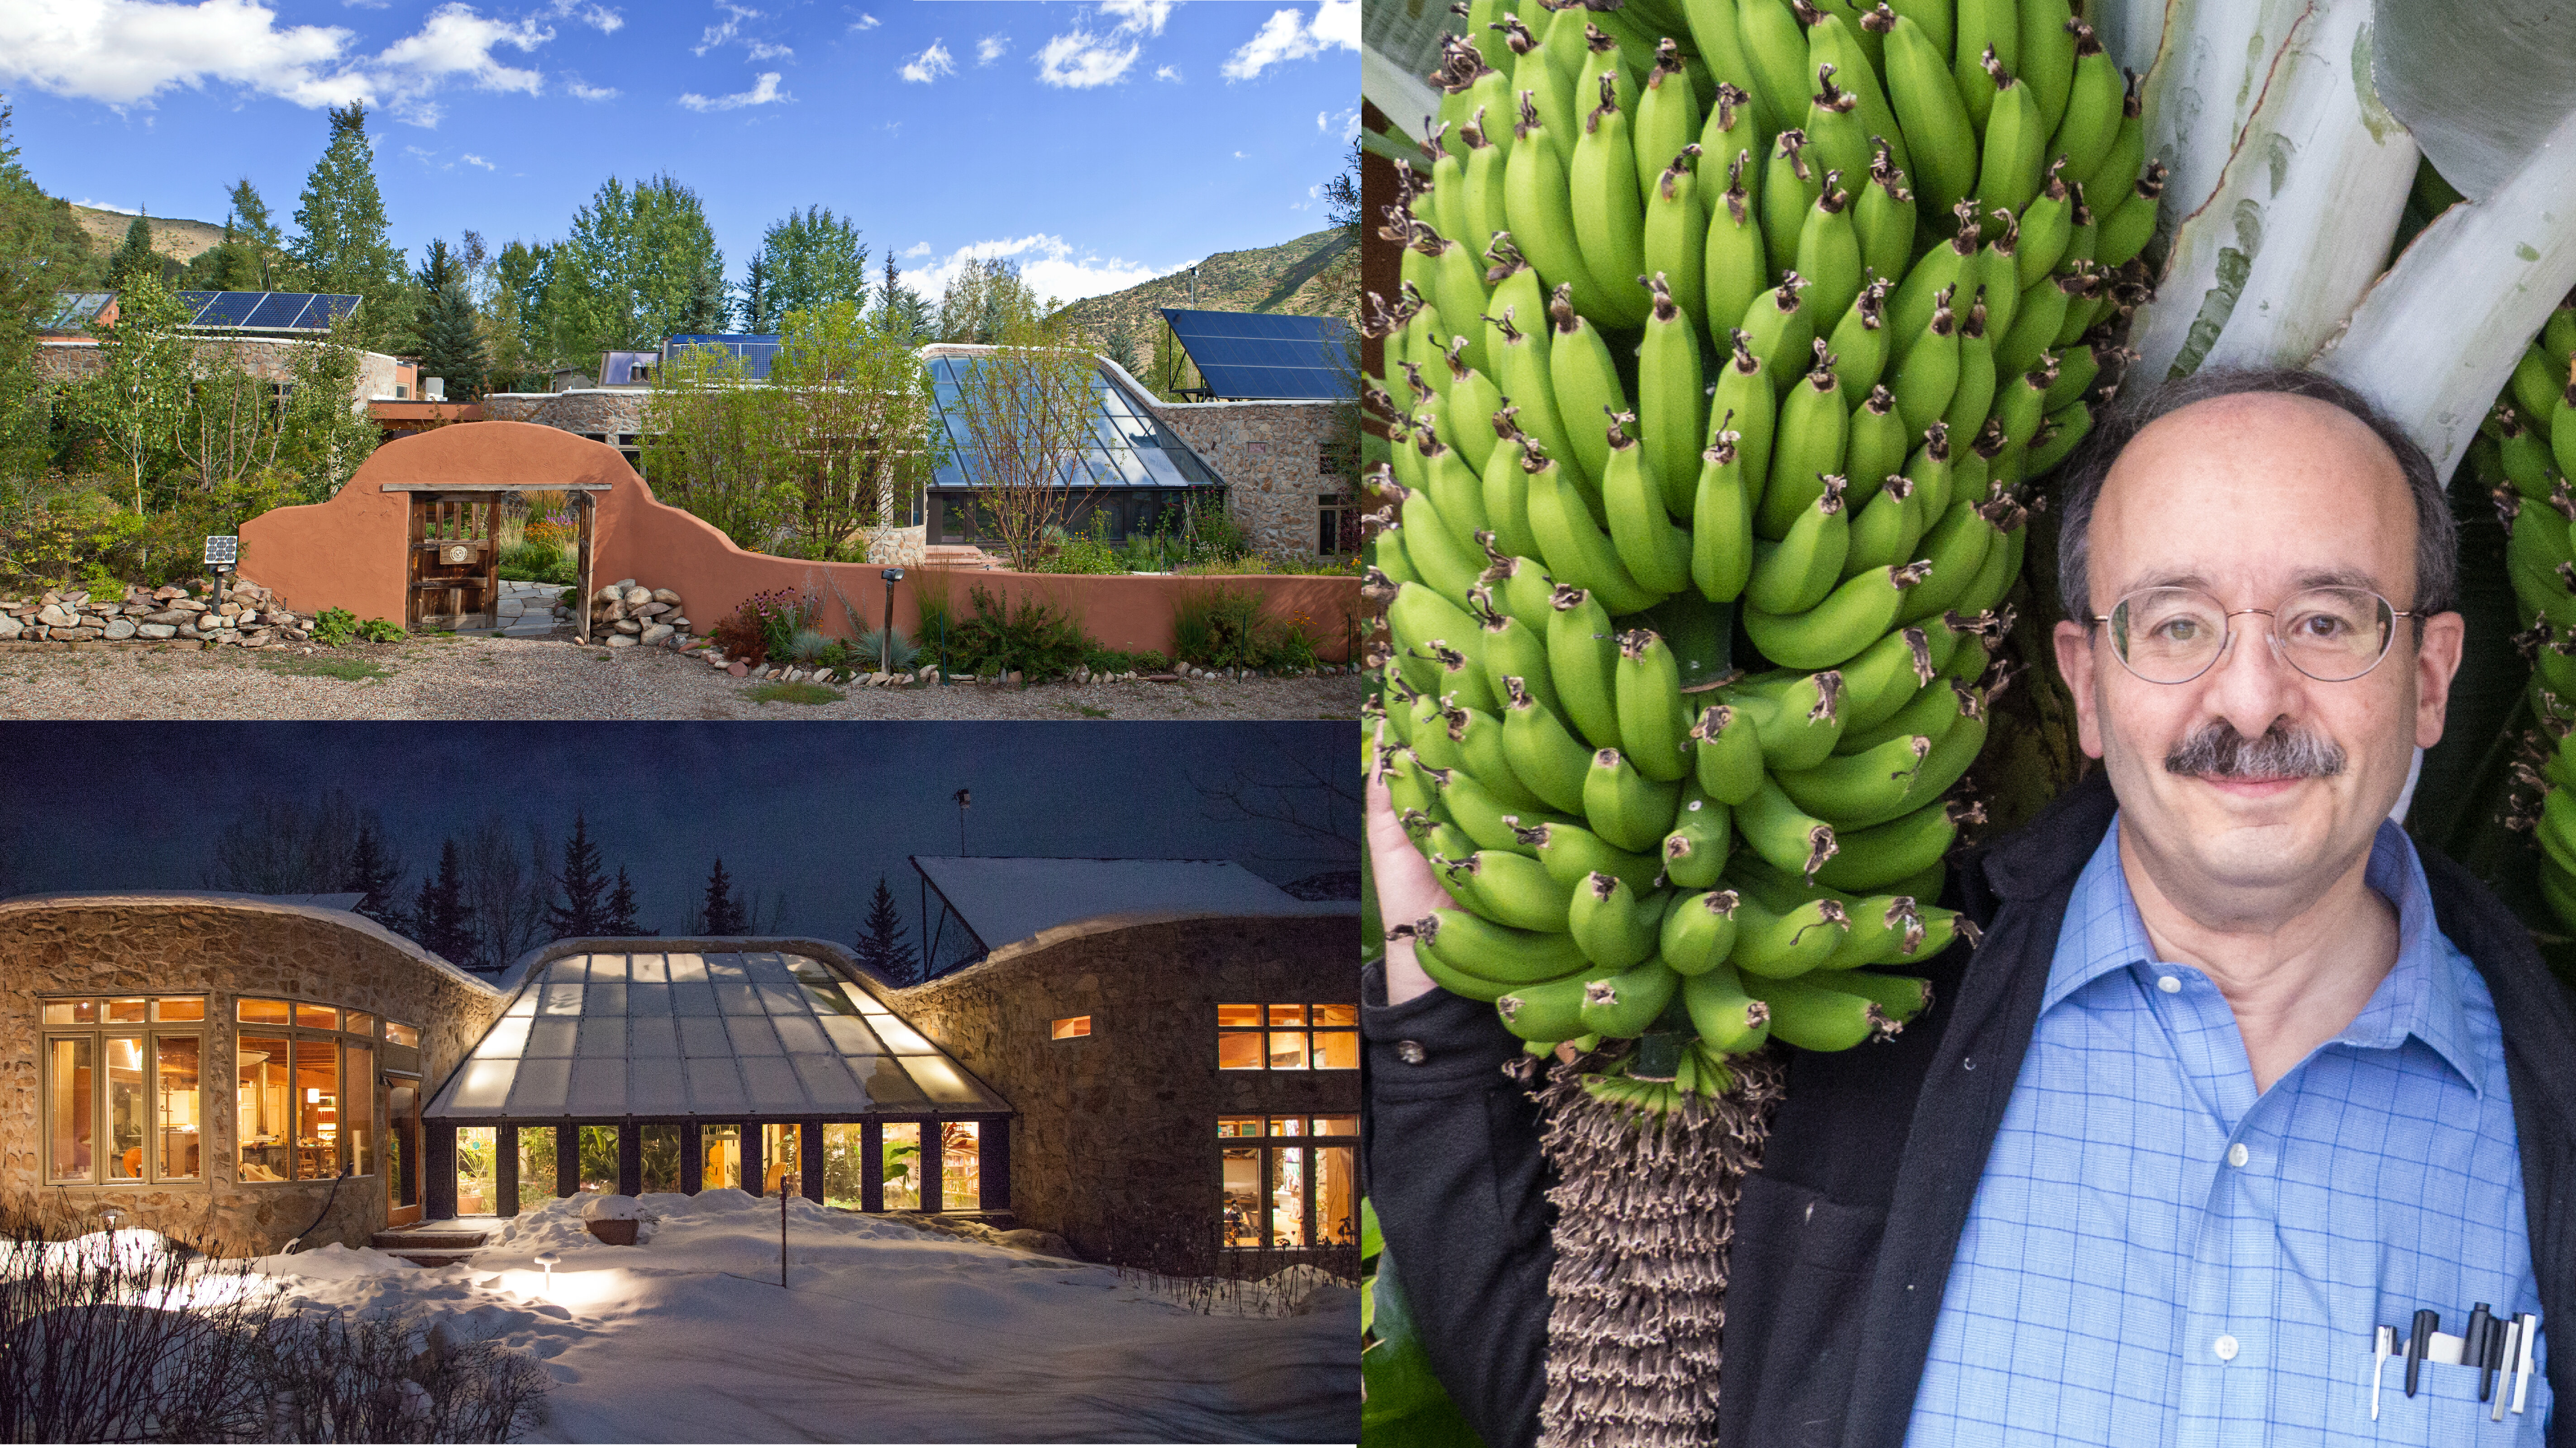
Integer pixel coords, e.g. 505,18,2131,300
1154,62,1179,81
462,151,493,168
72,198,140,213
1097,0,1172,35
369,3,548,120
693,0,757,55
900,241,932,259
1035,26,1136,87
548,0,619,32
908,234,1173,305
899,38,952,82
975,33,1006,64
1341,106,1358,140
746,39,790,59
1231,149,1245,158
1315,109,1324,132
677,69,784,110
565,76,616,99
0,0,365,110
846,10,876,28
1221,0,1356,80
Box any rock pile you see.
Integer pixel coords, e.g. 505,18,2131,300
0,578,306,647
586,580,692,650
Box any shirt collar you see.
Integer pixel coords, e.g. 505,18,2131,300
2043,812,2486,1095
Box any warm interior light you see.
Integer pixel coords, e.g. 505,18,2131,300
1049,1015,1091,1040
305,1088,321,1104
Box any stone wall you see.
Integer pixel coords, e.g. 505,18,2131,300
0,897,508,1254
879,913,1357,1267
480,389,647,439
1146,400,1350,559
33,339,396,413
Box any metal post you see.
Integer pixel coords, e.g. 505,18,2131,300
779,1183,789,1289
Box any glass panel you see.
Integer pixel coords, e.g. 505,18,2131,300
343,1011,374,1036
1269,1117,1302,1137
294,1039,340,1179
702,1124,741,1190
1218,1033,1264,1070
577,1125,620,1193
239,998,290,1024
1216,1004,1263,1029
639,1125,681,1194
881,1122,921,1210
238,1036,291,1181
940,1122,980,1212
1315,1005,1358,1027
1267,1005,1308,1027
1271,1148,1308,1247
1221,1147,1260,1247
456,1127,497,1214
106,998,147,1023
822,1124,866,1209
156,998,206,1022
518,1126,560,1201
295,1004,338,1030
155,1036,202,1180
1313,1114,1359,1137
761,1124,801,1196
105,1037,145,1180
48,1038,93,1182
43,1000,93,1025
1313,1031,1358,1070
1217,1117,1261,1138
1267,1032,1311,1070
388,1083,418,1209
385,1022,420,1048
1317,1146,1358,1247
1049,1016,1091,1040
342,1045,372,1176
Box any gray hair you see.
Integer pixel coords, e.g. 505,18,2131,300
2054,367,2458,624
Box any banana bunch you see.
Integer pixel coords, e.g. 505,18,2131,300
1365,0,2163,1099
2474,293,2576,929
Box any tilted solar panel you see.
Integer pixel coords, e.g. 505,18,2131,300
190,291,264,328
1157,308,1355,400
244,293,310,329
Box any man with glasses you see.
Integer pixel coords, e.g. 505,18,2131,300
1362,368,2576,1447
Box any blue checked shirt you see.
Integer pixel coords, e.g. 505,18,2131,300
1905,815,2551,1446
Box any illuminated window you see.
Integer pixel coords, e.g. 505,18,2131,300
940,1122,981,1212
42,998,206,1184
882,1122,921,1210
1218,1004,1359,1071
238,998,291,1025
225,1000,383,1184
384,1021,420,1049
1218,1116,1359,1249
1049,1015,1092,1040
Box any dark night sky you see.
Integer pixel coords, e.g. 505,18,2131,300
0,722,1356,944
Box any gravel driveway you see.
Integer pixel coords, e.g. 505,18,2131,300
0,637,1367,721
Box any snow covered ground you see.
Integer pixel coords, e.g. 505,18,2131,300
224,1190,1357,1443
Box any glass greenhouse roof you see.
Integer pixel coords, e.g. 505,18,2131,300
425,951,1007,1121
925,356,1217,492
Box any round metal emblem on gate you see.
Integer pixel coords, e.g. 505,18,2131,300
443,543,471,565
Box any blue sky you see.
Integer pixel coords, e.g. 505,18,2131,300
1,0,1358,303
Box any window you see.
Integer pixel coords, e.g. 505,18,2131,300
519,1125,562,1201
1218,1116,1359,1250
43,996,206,1184
1318,491,1357,557
821,1124,866,1208
640,1125,682,1194
456,1127,497,1212
761,1124,801,1196
702,1124,741,1191
1049,1016,1092,1041
940,1123,980,1212
1218,1004,1357,1071
233,997,385,1183
882,1122,921,1210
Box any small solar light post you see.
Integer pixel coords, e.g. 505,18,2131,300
534,1249,559,1292
202,534,237,607
100,1207,121,1237
878,567,904,674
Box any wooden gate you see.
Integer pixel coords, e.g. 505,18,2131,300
406,493,501,630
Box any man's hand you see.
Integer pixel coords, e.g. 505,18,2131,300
1367,764,1455,1005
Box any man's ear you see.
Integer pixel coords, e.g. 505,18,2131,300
2414,610,2466,750
2054,618,2105,760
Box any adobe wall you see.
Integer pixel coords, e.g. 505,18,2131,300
1146,400,1351,559
242,421,1358,659
0,897,507,1255
881,914,1357,1266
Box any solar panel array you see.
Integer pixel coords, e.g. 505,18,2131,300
664,334,781,381
170,292,360,332
1158,308,1357,400
925,357,1217,491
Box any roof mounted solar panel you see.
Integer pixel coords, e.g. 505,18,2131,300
1157,308,1355,400
189,291,264,328
243,293,310,329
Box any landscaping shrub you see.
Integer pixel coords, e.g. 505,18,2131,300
496,540,576,585
937,584,1088,681
1171,584,1322,671
853,626,920,672
310,610,404,647
1031,517,1126,575
743,588,819,661
787,627,832,665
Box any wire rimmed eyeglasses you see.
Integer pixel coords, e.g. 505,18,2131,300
2093,585,2418,685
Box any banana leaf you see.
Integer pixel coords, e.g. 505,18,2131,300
2131,0,2419,381
2370,0,2576,202
2134,0,2318,261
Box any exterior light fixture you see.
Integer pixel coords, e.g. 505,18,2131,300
535,1249,560,1291
879,568,904,674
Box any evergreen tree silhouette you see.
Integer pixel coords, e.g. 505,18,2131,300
699,857,746,935
410,839,473,965
341,820,403,929
604,866,653,936
853,874,918,983
549,812,609,938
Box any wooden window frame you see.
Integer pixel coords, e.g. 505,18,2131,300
1216,1116,1360,1250
40,995,210,1187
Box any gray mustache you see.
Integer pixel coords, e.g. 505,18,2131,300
2164,721,2347,780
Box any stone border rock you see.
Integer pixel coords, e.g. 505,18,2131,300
702,652,1366,688
0,576,308,648
580,577,695,652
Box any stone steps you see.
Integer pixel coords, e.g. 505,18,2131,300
371,1222,490,1268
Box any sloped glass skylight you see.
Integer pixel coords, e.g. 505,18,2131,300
426,952,1005,1121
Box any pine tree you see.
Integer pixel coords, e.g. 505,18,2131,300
182,179,281,292
682,262,727,335
287,104,410,349
1102,322,1141,380
410,838,473,964
106,211,158,287
699,857,746,935
549,812,609,937
411,238,489,398
852,875,918,983
736,253,771,333
342,821,404,927
605,865,653,935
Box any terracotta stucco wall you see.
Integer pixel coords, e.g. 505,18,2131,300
242,420,1360,658
0,899,507,1255
880,914,1357,1266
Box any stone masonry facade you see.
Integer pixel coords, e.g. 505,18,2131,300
1146,400,1351,559
881,914,1355,1267
0,899,506,1254
36,338,398,407
480,390,647,441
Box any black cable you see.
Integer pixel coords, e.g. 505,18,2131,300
284,1164,353,1254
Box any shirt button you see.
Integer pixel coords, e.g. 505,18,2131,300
2228,1143,2250,1168
2157,975,2182,994
1396,1040,1426,1065
2214,1335,2240,1362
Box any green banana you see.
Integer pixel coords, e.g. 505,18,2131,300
1889,200,1980,360
1479,605,1561,719
1834,619,1944,731
1602,413,1694,595
1480,411,1545,561
1569,871,1666,970
1429,233,1496,378
1708,330,1777,485
1584,747,1686,852
1853,145,1915,296
1504,94,1630,324
1889,286,1961,436
1456,112,1514,260
1493,972,1593,1039
1433,759,1560,853
2051,23,2120,192
1502,675,1594,813
1994,355,2057,449
1747,474,1853,613
1903,421,1956,517
1547,284,1632,492
1664,890,1745,977
1760,351,1850,532
1547,582,1624,749
2077,65,2144,205
1633,40,1703,199
1736,775,1841,880
1801,76,1873,244
1691,423,1760,601
1881,11,1976,216
2018,0,2077,136
1414,906,1591,978
1743,561,1933,668
1812,796,1961,891
1827,274,1893,400
1897,494,2002,622
1729,891,1851,977
1480,235,1552,375
1736,0,1814,136
1579,954,1683,1038
1395,464,1490,606
1998,276,2081,383
1952,0,2017,132
1479,543,1559,625
1642,148,1709,332
1422,428,1491,539
2016,161,2073,288
1760,129,1822,278
2023,400,2092,474
1750,969,1928,1048
1690,702,1769,804
1723,669,1846,770
1843,386,1911,508
1486,308,1586,498
1705,151,1773,351
1636,277,1708,514
1776,730,1932,819
1527,444,1662,613
1942,290,1997,441
2094,163,2164,268
1842,472,1922,576
1441,341,1505,477
1795,170,1865,328
1741,271,1818,393
1616,628,1695,782
1570,73,1651,325
1663,788,1734,888
1681,961,1771,1050
1518,816,1665,897
1974,214,2021,337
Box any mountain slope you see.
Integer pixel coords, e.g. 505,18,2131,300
68,205,229,265
1052,227,1358,359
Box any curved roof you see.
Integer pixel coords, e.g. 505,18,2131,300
913,856,1354,956
426,946,1006,1122
0,891,500,997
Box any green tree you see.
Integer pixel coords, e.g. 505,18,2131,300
1101,321,1141,380
286,103,410,349
411,237,489,399
769,299,940,559
750,206,869,331
77,269,191,541
639,339,792,550
105,211,160,287
875,252,934,346
548,811,609,938
934,256,1047,345
698,857,747,935
853,875,918,983
270,313,382,495
546,174,725,363
410,838,473,964
946,302,1100,567
483,238,551,388
342,821,407,929
0,102,97,478
736,253,772,333
181,179,282,292
605,865,652,935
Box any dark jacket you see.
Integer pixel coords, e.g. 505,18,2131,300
1362,771,2576,1448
